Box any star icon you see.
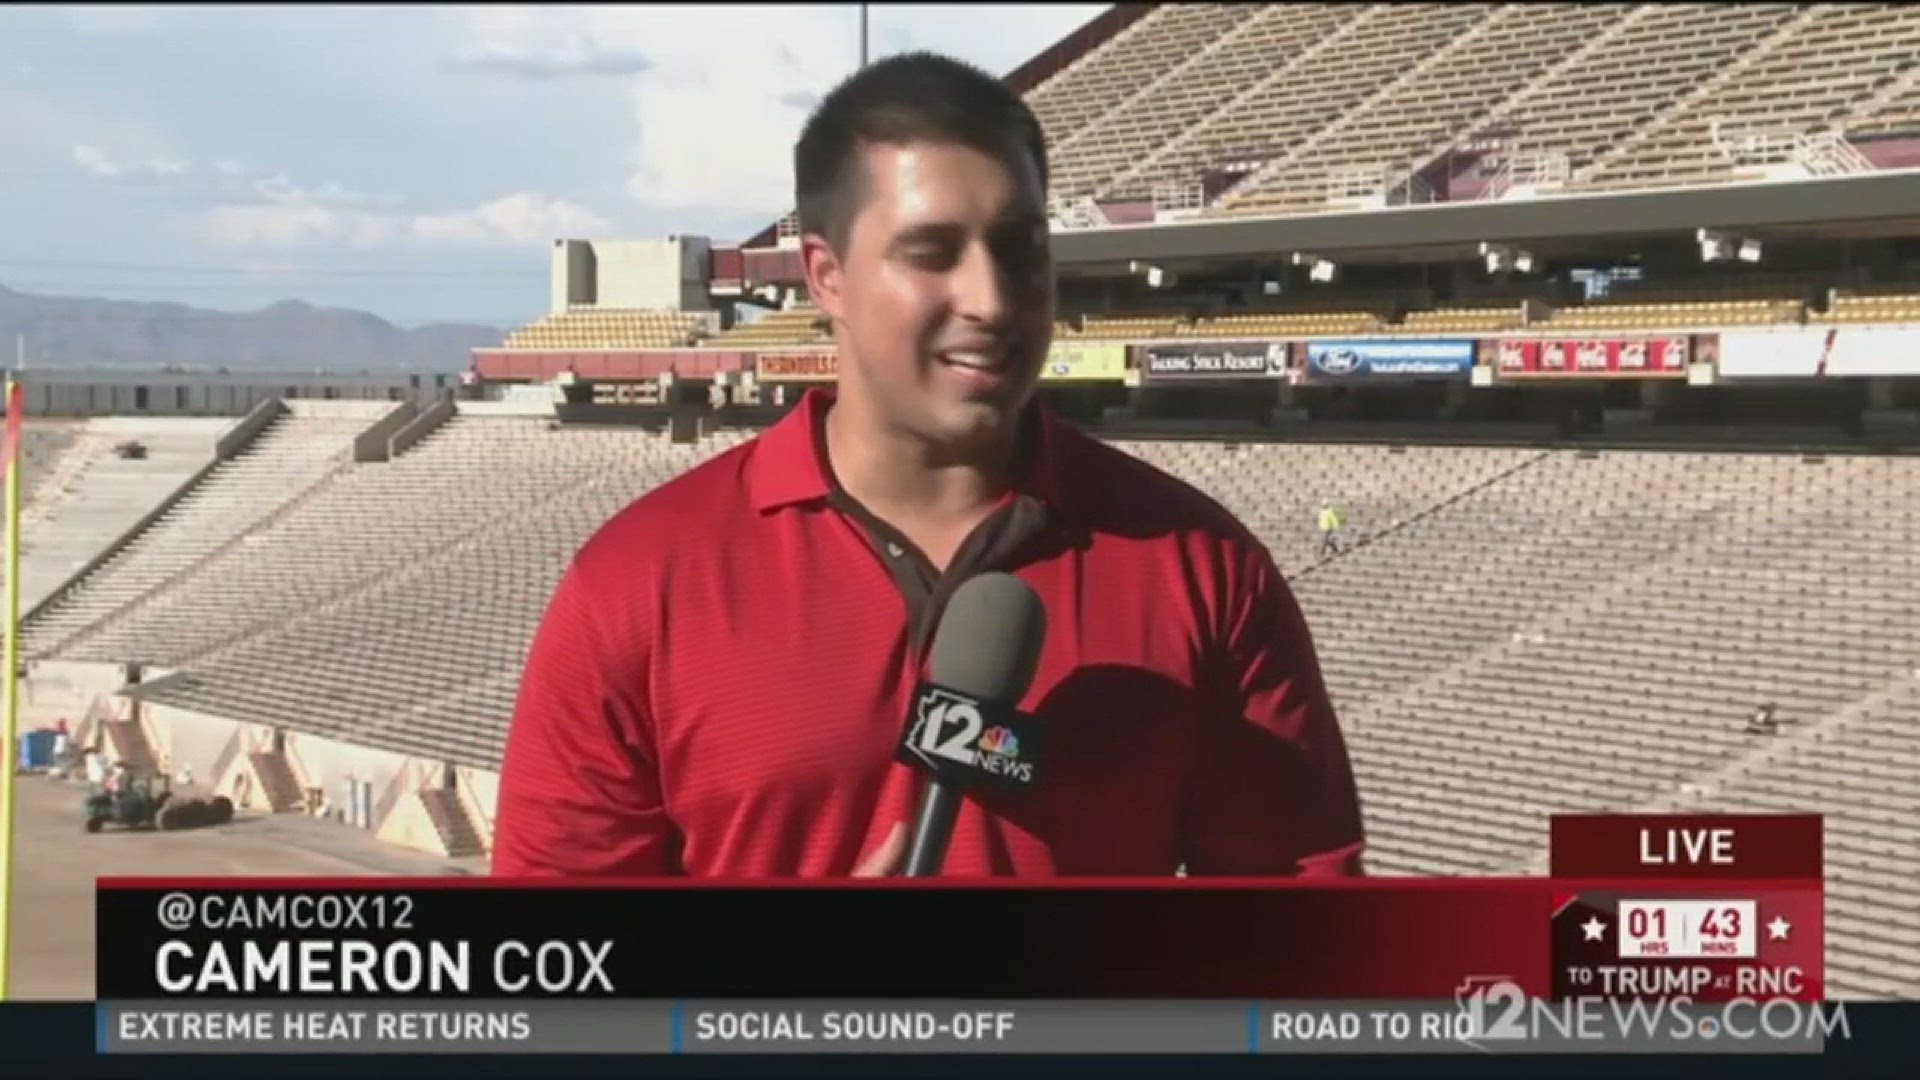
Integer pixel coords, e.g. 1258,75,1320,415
1767,916,1792,941
1581,915,1607,942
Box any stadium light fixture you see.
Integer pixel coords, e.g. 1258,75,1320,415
1696,227,1758,264
1478,241,1535,275
1290,252,1337,283
1129,260,1167,287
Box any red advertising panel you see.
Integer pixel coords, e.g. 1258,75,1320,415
1488,336,1692,378
756,350,838,381
470,349,752,383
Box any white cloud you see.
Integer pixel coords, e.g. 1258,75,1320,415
200,204,396,248
447,4,1107,229
196,189,607,251
227,172,370,209
70,144,116,176
411,193,611,243
459,32,652,80
71,143,188,179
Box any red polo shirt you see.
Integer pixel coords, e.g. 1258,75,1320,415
492,389,1364,878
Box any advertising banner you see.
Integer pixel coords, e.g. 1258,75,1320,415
1488,336,1690,378
1302,340,1475,380
1042,341,1128,382
1717,326,1920,378
1140,341,1290,381
754,350,837,382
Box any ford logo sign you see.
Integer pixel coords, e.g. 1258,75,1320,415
1318,348,1361,375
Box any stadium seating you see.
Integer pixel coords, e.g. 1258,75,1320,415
1221,3,1632,215
42,409,1920,998
504,307,707,349
1296,451,1920,877
1396,306,1526,333
1067,315,1183,340
1845,61,1920,140
1178,311,1387,338
20,424,82,512
18,419,226,613
704,306,831,347
58,418,728,668
1581,3,1920,190
1024,4,1254,151
1687,674,1920,1000
1046,4,1362,200
23,404,381,657
1104,4,1499,201
1446,4,1804,186
1112,440,1540,575
128,426,754,768
1540,299,1803,331
1823,291,1920,324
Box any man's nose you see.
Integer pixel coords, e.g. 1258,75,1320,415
950,243,1012,326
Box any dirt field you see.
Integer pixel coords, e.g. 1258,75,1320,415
4,773,473,1000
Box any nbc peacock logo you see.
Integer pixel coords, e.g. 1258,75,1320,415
976,726,1020,758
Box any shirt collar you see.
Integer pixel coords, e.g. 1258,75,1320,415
746,386,1072,520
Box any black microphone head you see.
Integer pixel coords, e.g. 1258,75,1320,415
927,572,1047,705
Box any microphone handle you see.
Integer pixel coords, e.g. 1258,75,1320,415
903,782,962,877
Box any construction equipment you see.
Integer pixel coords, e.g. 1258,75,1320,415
82,770,171,832
83,770,235,832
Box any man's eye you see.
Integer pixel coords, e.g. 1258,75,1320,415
903,246,956,268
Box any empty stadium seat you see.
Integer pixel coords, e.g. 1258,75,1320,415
1025,5,1256,155
1541,298,1803,330
1477,4,1804,185
704,306,831,347
1180,311,1387,338
1047,4,1364,200
1581,4,1920,190
1104,4,1499,201
1823,291,1920,324
23,404,383,657
1069,315,1183,340
1396,306,1526,333
503,308,708,350
1223,3,1632,215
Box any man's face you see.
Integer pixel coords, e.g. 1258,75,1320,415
806,140,1055,451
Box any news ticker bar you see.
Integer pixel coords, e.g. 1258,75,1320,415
97,999,1845,1055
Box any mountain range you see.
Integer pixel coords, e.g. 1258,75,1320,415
0,284,504,373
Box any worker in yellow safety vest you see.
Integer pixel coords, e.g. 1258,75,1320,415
1317,503,1345,557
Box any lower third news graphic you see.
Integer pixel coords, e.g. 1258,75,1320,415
88,814,1844,1056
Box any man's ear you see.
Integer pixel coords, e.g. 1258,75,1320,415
800,233,844,322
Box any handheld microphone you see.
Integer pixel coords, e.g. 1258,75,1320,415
897,572,1048,878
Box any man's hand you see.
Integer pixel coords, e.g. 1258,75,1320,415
854,821,908,877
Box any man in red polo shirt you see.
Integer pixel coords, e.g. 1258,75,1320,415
493,52,1364,879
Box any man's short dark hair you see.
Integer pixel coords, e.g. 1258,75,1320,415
794,51,1049,254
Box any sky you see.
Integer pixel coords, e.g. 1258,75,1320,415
0,3,1106,329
